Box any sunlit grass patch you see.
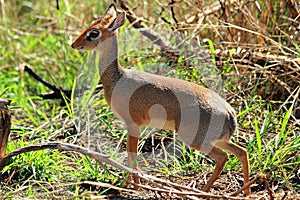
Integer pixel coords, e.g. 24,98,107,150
0,0,299,198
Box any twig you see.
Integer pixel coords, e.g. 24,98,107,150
261,174,275,200
0,142,247,199
115,0,180,61
56,0,59,10
170,0,178,28
230,174,258,196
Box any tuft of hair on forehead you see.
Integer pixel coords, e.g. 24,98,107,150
90,15,114,27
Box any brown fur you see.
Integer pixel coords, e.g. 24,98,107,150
71,4,251,196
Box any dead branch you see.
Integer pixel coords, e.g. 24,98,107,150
213,47,300,103
115,0,180,62
170,0,179,28
0,142,250,199
23,64,62,96
23,64,103,102
56,0,59,10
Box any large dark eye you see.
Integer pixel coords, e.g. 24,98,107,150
87,29,101,41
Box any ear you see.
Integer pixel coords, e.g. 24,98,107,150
105,3,117,18
108,12,126,32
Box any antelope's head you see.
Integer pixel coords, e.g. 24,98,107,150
71,4,125,51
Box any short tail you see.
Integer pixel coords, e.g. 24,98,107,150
228,110,237,134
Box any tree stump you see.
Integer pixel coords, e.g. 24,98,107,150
0,98,11,160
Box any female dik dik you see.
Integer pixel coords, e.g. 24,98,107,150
71,4,251,196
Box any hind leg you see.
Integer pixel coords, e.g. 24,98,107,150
201,147,228,192
215,140,251,196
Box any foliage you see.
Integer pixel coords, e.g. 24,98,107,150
0,0,299,198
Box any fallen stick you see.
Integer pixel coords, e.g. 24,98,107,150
0,142,250,199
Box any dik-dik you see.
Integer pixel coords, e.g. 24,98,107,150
71,4,251,196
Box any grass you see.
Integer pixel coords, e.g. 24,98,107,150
1,0,299,198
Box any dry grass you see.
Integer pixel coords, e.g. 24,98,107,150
122,0,300,104
0,0,299,199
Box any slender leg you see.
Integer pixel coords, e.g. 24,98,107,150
126,123,141,189
215,140,251,196
202,147,228,192
127,135,139,168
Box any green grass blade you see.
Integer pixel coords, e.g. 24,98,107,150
254,117,262,161
275,103,293,148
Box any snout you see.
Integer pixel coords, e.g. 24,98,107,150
71,42,85,50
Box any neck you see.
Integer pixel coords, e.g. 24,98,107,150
96,34,124,104
97,35,121,74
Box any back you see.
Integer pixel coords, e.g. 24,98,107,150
109,68,236,146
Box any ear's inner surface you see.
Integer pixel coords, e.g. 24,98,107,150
107,13,126,32
107,19,116,30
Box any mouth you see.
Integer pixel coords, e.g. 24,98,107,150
75,46,85,51
71,43,85,51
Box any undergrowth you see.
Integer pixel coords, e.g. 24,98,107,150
0,0,299,198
